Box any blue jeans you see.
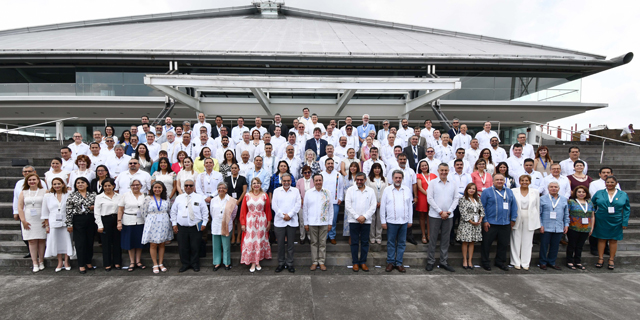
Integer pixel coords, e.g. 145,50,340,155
386,223,407,266
327,204,340,240
349,223,371,264
539,232,563,266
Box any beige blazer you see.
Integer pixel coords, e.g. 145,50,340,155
511,187,541,231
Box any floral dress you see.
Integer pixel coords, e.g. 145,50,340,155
140,195,174,244
456,197,485,242
240,193,272,265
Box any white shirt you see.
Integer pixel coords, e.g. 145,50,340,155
515,169,545,192
321,170,344,204
68,142,90,158
194,140,216,160
100,147,115,158
303,188,334,226
213,136,236,150
343,133,359,150
118,191,146,226
377,129,390,142
420,127,435,146
621,126,634,136
436,145,455,163
345,185,377,224
262,155,277,175
276,143,301,162
386,166,416,193
334,145,349,159
172,142,196,163
61,158,78,172
510,143,535,159
250,126,268,138
380,185,413,224
195,170,223,198
105,154,131,178
308,122,326,135
235,140,256,162
475,130,500,149
541,175,572,199
269,135,286,151
215,146,234,164
94,192,122,228
68,169,96,191
41,192,70,228
192,121,212,138
322,133,340,148
396,127,414,146
282,156,301,180
427,179,461,219
170,192,209,227
423,157,442,174
506,155,526,177
465,147,482,165
295,132,310,148
114,170,151,194
451,133,472,151
559,158,588,176
362,158,386,176
272,186,302,227
319,155,342,172
161,140,177,154
490,146,508,163
231,125,250,144
209,194,237,235
88,153,108,171
447,159,472,175
146,142,161,161
238,161,255,177
447,171,472,194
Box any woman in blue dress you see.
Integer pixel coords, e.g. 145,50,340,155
591,176,630,270
141,181,174,273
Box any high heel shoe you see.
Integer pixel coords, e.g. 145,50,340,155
32,265,40,273
38,262,45,271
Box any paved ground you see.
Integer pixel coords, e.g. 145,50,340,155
2,264,640,319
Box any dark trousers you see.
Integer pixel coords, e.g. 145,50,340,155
275,226,296,267
539,232,563,266
589,235,609,253
100,214,122,267
177,225,201,268
406,205,416,242
73,214,95,267
481,224,510,268
349,223,371,264
566,229,589,265
449,207,461,242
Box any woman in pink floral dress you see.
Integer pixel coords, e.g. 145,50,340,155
240,177,272,272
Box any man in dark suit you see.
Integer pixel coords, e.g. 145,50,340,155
403,135,426,172
268,113,289,137
414,127,429,150
305,127,328,160
211,115,230,139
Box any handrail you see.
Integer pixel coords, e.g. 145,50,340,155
524,121,640,164
8,117,78,132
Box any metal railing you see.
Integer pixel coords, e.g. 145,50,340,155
3,117,78,143
336,119,501,135
524,121,640,164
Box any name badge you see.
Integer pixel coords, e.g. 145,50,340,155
608,207,615,214
194,202,199,206
473,215,479,223
232,192,238,199
182,213,188,218
56,209,63,222
502,203,509,210
30,209,38,217
581,218,589,225
136,210,142,219
550,211,557,219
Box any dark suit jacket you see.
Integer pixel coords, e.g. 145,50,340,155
305,138,328,160
268,123,289,137
403,145,426,172
90,178,105,195
211,125,230,139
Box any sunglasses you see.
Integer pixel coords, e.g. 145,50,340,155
184,184,194,187
129,163,138,165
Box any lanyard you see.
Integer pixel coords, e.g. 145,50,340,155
153,195,162,211
375,178,382,191
539,157,548,170
231,176,238,190
577,199,589,214
494,188,507,201
421,173,432,186
27,189,37,206
607,190,618,204
335,174,339,200
479,171,487,185
548,195,560,210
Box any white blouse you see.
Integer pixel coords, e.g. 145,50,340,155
45,170,70,189
209,194,237,235
94,192,122,229
118,191,145,226
68,169,96,191
41,192,69,228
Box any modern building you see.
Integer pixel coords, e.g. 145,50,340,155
0,1,633,143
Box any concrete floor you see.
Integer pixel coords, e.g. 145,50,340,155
2,265,640,319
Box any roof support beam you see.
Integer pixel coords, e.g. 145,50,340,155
335,89,356,117
401,89,454,118
149,85,201,113
249,88,272,116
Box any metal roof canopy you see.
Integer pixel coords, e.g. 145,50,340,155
144,74,461,118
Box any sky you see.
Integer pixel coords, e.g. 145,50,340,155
0,0,637,131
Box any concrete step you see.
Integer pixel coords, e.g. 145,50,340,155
0,167,50,177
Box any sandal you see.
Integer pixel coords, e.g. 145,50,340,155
566,263,576,270
127,263,135,272
136,262,146,270
575,264,585,270
595,259,604,268
608,259,615,270
422,236,427,244
159,264,167,272
152,265,160,274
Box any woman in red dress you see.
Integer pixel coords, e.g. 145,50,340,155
240,177,272,272
416,160,438,244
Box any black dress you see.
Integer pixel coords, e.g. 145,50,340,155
90,178,107,195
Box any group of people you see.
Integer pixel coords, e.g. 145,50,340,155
13,109,631,274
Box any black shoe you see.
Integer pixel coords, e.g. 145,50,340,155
425,264,434,271
288,266,296,273
193,267,200,272
407,237,418,245
275,265,285,273
440,264,455,272
178,266,190,273
23,253,31,259
213,265,221,271
482,266,491,271
495,264,509,271
300,238,306,245
225,265,231,271
79,269,87,274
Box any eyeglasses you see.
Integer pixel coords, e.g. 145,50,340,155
131,184,141,187
129,162,138,165
184,184,194,187
303,171,312,174
106,140,114,143
426,150,434,153
383,123,389,126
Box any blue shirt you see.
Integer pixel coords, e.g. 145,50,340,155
357,123,376,143
480,186,518,225
539,194,570,233
246,168,272,193
137,132,147,144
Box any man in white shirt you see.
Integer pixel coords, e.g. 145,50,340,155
452,124,472,151
334,136,349,159
308,114,326,135
145,132,161,162
465,139,482,165
277,133,301,161
182,121,192,137
60,147,77,172
154,124,166,145
235,131,255,162
377,120,391,142
321,159,344,244
489,137,508,163
436,134,455,163
303,173,334,271
621,124,634,142
414,127,429,150
270,126,286,152
231,117,250,144
172,132,195,163
195,158,223,200
250,117,268,138
386,153,417,246
290,119,299,134
88,142,108,171
432,130,443,148
447,148,472,175
515,159,544,192
136,115,150,134
381,133,400,166
509,133,535,159
396,119,413,147
447,159,472,245
161,131,177,154
93,130,107,150
295,122,310,147
345,172,377,272
214,136,233,164
541,163,571,199
340,116,353,136
559,146,588,176
114,159,151,194
192,113,211,138
319,144,342,172
162,116,174,135
195,132,216,160
262,144,277,175
475,121,500,150
138,123,151,144
506,143,526,177
362,147,386,176
68,132,90,159
423,147,441,172
385,146,404,170
343,125,359,150
105,145,130,179
169,179,208,272
426,163,461,272
272,173,302,273
420,119,436,147
380,169,413,273
297,108,313,133
238,151,255,177
213,127,236,150
390,127,406,149
101,137,116,158
282,145,301,180
322,125,340,147
175,126,184,143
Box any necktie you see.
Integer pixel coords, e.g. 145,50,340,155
413,146,418,163
186,194,195,221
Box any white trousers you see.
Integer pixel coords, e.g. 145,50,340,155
510,209,535,268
